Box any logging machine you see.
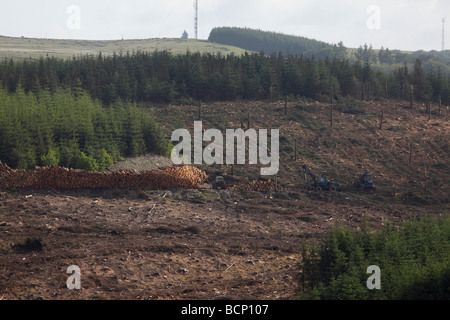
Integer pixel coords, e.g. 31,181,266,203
353,172,377,191
302,164,339,191
212,176,227,190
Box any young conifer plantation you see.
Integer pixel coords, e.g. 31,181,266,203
0,84,169,170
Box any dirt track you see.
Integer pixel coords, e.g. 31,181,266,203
1,187,446,300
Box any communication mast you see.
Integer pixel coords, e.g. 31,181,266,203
442,18,445,51
194,0,199,39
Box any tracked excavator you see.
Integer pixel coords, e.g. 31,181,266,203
302,164,339,191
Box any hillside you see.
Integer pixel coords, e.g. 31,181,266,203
0,31,449,302
0,35,247,60
1,97,448,301
208,27,450,73
3,31,450,76
208,27,334,58
149,98,449,204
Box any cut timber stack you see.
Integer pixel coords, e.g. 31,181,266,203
231,179,283,193
0,161,12,173
0,161,207,190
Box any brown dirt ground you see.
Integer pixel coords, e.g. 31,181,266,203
0,186,447,300
0,98,448,301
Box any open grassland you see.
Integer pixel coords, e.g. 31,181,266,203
0,36,248,60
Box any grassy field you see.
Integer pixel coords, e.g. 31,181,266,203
0,35,249,60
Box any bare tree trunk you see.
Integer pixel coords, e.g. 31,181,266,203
409,143,413,166
379,109,384,129
294,139,297,161
330,104,333,127
385,82,388,99
439,96,442,116
428,100,432,120
285,95,288,115
409,143,413,182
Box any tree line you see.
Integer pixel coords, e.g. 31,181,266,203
208,27,450,74
208,27,336,59
0,47,448,170
1,48,449,106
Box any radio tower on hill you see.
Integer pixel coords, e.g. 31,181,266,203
194,0,199,39
442,18,445,51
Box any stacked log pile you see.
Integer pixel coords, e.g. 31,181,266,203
0,161,11,173
231,179,283,192
0,161,207,190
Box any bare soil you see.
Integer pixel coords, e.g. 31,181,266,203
0,98,448,300
0,186,446,300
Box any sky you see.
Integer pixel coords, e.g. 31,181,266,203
0,0,448,51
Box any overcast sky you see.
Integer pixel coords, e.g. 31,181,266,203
0,0,448,51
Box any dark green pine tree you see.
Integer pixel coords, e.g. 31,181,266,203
304,58,320,99
412,59,430,102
